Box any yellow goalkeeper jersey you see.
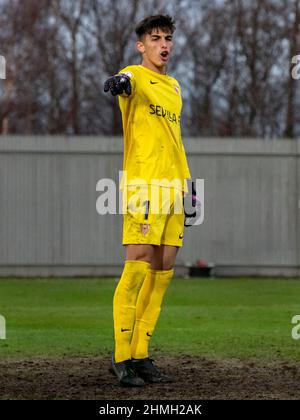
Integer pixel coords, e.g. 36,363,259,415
118,65,190,191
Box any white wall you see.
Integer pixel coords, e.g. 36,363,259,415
0,136,299,277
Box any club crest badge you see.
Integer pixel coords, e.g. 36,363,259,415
140,224,150,235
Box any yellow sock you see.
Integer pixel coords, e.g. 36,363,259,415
113,260,150,363
131,269,174,360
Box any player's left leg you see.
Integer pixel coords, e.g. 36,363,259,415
130,245,178,382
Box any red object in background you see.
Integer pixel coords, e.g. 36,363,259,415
196,259,207,268
189,259,215,277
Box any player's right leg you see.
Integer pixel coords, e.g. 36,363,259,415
111,243,156,387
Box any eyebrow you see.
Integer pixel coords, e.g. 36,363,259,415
150,34,173,39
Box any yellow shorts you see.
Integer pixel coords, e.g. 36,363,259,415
122,185,185,247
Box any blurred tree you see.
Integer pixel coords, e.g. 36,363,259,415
85,0,140,134
178,0,231,136
0,0,299,138
231,0,289,137
52,0,86,134
284,0,300,138
0,0,46,133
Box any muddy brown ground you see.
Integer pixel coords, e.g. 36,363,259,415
0,353,300,400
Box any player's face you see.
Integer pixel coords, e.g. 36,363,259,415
136,28,173,74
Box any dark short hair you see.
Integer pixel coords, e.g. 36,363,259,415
135,15,176,39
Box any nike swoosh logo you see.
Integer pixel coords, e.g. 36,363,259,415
150,80,158,84
146,332,152,337
121,328,130,332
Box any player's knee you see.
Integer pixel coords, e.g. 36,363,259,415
161,251,178,270
162,261,174,271
126,245,154,263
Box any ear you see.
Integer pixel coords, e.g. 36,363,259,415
136,41,145,54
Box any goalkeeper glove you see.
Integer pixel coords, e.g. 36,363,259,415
103,74,132,96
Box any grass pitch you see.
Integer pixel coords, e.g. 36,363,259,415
0,277,299,361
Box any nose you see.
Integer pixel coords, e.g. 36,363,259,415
161,38,168,49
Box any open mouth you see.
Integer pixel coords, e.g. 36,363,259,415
160,51,169,61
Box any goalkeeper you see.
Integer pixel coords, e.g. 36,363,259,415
104,15,191,387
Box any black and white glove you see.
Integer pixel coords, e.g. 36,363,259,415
103,74,132,96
